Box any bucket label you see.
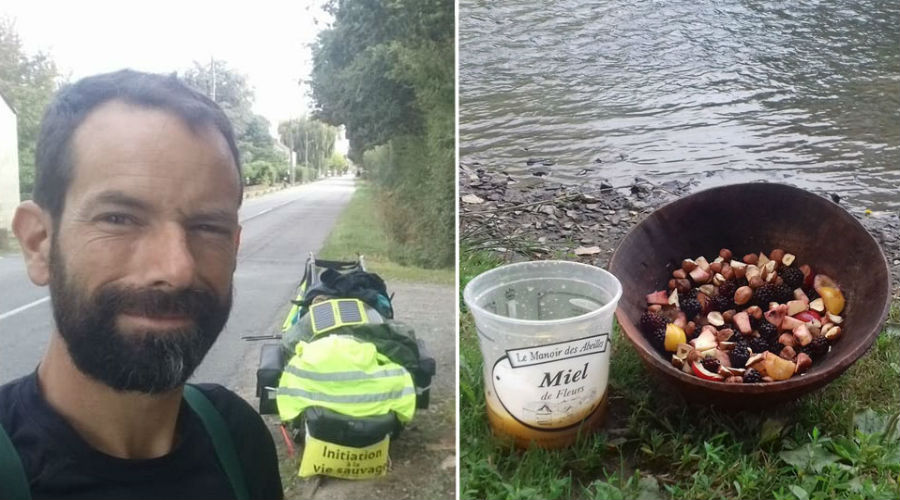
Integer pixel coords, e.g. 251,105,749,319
491,333,609,429
299,433,390,479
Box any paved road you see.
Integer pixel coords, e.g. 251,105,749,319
0,176,356,386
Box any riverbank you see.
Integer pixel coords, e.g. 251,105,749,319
460,162,900,299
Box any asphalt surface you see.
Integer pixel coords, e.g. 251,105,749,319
0,176,355,386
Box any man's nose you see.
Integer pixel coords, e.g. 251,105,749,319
140,223,196,289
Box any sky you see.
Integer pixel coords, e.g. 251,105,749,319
1,0,331,136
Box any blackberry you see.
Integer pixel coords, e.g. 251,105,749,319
800,336,830,360
701,357,721,373
681,296,701,320
749,335,770,354
774,283,794,303
781,267,804,289
729,341,751,368
754,283,777,306
743,368,763,383
768,342,785,355
718,281,738,302
649,326,667,350
686,287,700,299
711,294,733,312
758,321,778,341
640,312,667,335
804,286,820,301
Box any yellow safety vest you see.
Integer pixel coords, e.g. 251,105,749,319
276,336,416,424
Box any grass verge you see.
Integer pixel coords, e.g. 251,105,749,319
460,249,900,500
317,181,453,285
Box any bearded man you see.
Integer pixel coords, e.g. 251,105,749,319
0,70,282,499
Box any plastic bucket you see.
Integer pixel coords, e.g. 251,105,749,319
463,260,623,449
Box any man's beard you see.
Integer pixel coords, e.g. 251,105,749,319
48,242,232,394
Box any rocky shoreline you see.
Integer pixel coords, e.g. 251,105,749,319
459,163,900,300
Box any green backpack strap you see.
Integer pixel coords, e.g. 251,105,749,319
183,385,250,500
0,422,31,500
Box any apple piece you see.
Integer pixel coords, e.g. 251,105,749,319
714,348,732,368
793,323,813,346
730,260,747,279
691,329,718,352
676,343,694,359
764,307,786,328
674,311,687,329
690,267,711,284
692,360,724,381
757,252,770,268
646,290,669,305
715,328,735,343
809,297,825,313
763,351,795,381
695,256,710,271
793,288,810,303
664,323,686,352
787,300,809,316
781,316,805,332
827,313,843,324
682,359,694,374
733,311,752,335
794,310,822,324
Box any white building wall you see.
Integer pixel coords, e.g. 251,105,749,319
0,97,20,237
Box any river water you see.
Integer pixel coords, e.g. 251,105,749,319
460,0,900,212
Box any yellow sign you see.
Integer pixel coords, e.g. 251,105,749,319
298,433,390,479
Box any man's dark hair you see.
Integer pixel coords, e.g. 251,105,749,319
34,69,243,219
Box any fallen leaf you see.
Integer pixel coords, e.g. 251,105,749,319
461,194,485,204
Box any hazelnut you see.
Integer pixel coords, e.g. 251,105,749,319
721,263,735,280
682,259,698,272
676,278,692,293
722,309,736,323
669,279,677,290
673,268,687,279
719,248,733,261
779,345,796,360
734,286,753,305
710,261,723,274
778,333,796,348
743,253,758,265
824,326,842,341
769,248,785,264
795,353,812,374
749,276,765,289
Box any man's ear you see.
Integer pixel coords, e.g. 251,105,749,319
12,201,53,286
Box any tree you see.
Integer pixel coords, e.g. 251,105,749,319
277,117,338,174
309,0,454,268
0,17,62,198
180,60,286,171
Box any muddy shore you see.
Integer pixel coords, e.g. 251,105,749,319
459,163,900,300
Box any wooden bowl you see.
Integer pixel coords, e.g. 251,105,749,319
609,183,892,407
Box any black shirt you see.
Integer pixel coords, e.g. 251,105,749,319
0,372,283,499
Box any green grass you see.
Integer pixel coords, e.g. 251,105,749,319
317,182,453,285
460,250,900,500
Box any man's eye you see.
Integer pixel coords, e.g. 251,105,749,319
195,224,228,234
100,214,135,225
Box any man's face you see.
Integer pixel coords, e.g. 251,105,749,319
47,100,242,393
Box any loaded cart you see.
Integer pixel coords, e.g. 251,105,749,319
251,253,435,479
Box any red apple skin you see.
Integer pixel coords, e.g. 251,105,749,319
794,310,822,323
692,361,724,381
